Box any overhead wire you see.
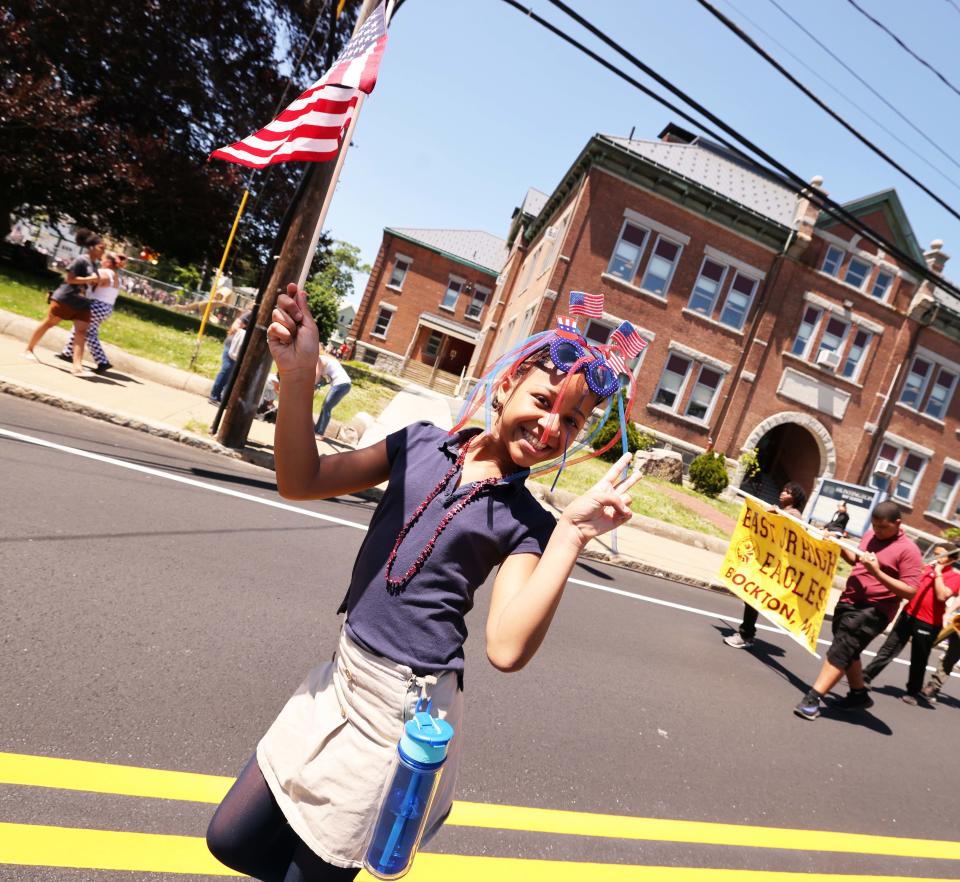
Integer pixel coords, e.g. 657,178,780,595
846,0,960,100
516,0,960,299
765,0,960,177
497,0,960,305
722,0,960,193
695,0,960,226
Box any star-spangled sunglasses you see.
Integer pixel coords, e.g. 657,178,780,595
548,337,620,398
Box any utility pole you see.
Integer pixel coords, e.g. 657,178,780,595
216,0,383,449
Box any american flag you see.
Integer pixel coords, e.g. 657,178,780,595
569,290,604,318
556,315,581,339
211,3,388,168
607,350,628,377
611,321,647,358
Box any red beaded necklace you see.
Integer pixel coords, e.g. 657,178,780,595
385,437,500,595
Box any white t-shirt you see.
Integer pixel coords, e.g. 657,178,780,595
317,355,351,387
90,268,120,306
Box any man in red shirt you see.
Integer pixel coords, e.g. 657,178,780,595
862,543,960,704
794,501,923,720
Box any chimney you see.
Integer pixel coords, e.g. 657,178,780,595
924,239,949,275
786,175,825,258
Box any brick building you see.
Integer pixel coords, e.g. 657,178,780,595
349,227,506,392
472,124,960,544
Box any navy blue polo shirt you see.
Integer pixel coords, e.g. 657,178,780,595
342,422,556,681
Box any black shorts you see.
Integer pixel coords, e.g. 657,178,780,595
826,603,890,669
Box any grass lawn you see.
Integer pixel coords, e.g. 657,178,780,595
312,361,406,424
531,456,735,538
1,266,224,376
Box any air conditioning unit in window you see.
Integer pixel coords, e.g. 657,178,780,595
874,458,898,478
815,349,841,370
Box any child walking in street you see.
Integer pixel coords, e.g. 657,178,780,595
206,285,644,881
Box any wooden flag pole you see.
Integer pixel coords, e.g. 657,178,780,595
216,0,393,449
189,188,249,370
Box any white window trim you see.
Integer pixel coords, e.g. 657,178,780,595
681,307,745,338
792,304,823,360
881,432,934,458
602,271,667,305
926,461,960,522
668,340,731,373
781,351,864,389
842,255,872,291
684,363,726,422
623,207,691,246
440,274,466,313
869,269,895,302
839,328,873,384
816,313,852,358
703,245,766,281
465,284,491,321
386,253,413,292
802,291,885,335
652,354,694,414
371,303,396,339
821,244,844,276
639,234,684,298
606,218,650,282
717,271,759,332
880,445,928,506
688,255,729,318
646,401,711,428
898,348,960,417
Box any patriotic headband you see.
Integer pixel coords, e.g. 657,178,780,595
450,290,649,484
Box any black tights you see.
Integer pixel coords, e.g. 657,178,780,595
206,755,360,882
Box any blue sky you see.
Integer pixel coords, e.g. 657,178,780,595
322,0,960,306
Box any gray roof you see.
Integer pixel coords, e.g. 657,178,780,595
519,187,549,218
387,227,508,273
604,135,797,227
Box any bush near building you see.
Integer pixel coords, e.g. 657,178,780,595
689,451,730,497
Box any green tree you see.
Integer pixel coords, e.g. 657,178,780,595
0,0,359,264
305,240,370,343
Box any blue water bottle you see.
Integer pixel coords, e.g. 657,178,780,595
364,706,455,879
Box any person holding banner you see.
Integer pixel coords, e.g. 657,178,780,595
724,482,805,649
794,501,923,720
862,544,960,704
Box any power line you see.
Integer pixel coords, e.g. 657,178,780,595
695,0,960,227
846,0,960,100
497,0,960,306
947,0,960,16
766,0,960,177
723,0,960,193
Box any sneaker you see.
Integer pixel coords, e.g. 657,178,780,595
831,689,874,711
921,684,939,702
793,692,821,720
93,361,113,374
55,352,73,363
208,397,220,405
21,351,38,362
901,693,925,706
723,633,754,649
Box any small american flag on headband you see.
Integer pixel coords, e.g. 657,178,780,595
607,350,628,377
556,315,581,340
569,290,604,318
610,321,647,358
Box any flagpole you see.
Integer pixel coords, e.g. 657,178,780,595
216,0,393,449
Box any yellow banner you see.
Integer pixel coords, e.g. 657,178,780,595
720,499,840,653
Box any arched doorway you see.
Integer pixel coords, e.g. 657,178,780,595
740,411,836,506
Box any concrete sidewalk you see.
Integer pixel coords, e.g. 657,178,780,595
0,309,795,605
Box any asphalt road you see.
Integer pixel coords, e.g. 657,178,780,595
1,395,959,881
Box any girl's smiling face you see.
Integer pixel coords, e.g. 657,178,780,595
491,360,598,470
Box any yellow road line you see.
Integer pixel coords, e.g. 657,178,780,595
449,801,960,862
1,824,958,882
2,753,958,863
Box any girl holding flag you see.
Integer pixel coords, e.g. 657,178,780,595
206,287,647,880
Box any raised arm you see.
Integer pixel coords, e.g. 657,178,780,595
485,455,639,672
268,284,390,499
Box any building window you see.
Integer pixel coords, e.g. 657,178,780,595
685,365,723,420
424,330,442,360
843,257,871,290
387,255,411,289
653,354,691,409
718,272,758,331
841,328,871,380
871,271,893,300
822,245,843,277
372,307,393,338
607,221,648,282
899,354,958,417
872,441,927,504
816,315,849,359
929,466,959,518
791,305,822,357
440,277,464,311
465,285,489,320
584,318,612,345
639,236,682,296
688,258,727,317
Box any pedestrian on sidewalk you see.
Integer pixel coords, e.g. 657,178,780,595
58,251,124,374
313,352,352,437
209,310,250,404
863,544,960,704
724,481,806,650
793,501,923,720
24,228,102,376
206,285,642,881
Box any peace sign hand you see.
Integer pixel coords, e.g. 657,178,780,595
559,453,641,545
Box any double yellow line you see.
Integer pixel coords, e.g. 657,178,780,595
0,752,957,880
